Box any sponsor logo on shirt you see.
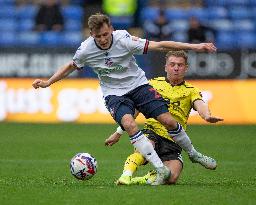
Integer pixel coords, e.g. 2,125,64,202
95,65,125,76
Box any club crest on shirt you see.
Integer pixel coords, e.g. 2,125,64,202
104,57,113,67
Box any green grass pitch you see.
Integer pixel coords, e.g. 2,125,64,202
0,123,255,205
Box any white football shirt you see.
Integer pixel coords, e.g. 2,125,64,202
73,30,149,97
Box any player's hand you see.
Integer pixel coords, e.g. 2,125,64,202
32,79,50,89
192,43,217,53
205,116,224,123
105,132,122,146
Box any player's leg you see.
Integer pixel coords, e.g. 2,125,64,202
130,85,194,154
133,85,216,169
131,132,183,185
123,152,146,176
120,114,170,185
120,114,167,173
131,85,196,163
105,95,169,185
132,160,183,185
157,112,217,170
156,112,196,155
164,160,183,184
116,152,145,185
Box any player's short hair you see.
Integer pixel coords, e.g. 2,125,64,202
165,50,188,65
88,13,111,32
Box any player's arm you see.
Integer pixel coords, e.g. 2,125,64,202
194,100,223,123
147,41,217,53
32,61,77,89
105,110,140,146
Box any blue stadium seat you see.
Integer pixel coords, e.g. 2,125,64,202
172,31,187,42
229,7,252,19
16,5,37,20
0,19,16,32
233,20,255,31
251,7,256,19
40,32,62,46
225,0,250,6
17,32,40,46
18,19,34,31
0,0,14,6
140,7,159,22
205,0,250,7
62,6,83,21
206,7,227,19
250,0,256,6
111,16,133,30
62,31,83,46
189,8,208,21
166,8,189,20
236,31,256,48
210,19,233,31
0,6,16,18
204,0,226,7
216,31,237,49
0,31,16,46
170,20,188,32
65,19,82,31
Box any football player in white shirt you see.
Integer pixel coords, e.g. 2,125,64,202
32,13,217,185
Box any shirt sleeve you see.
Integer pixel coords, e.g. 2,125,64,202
72,42,88,69
191,87,203,109
121,31,149,55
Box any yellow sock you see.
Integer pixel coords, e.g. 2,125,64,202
122,152,145,176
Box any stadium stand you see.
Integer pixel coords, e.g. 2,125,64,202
0,0,15,5
0,31,16,46
139,0,256,49
16,4,37,20
0,0,256,49
0,19,16,32
0,5,16,18
18,19,34,32
62,5,83,21
140,6,160,21
17,31,40,46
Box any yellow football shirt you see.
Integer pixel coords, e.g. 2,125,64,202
144,77,203,141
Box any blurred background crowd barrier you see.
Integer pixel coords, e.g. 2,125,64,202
0,0,256,124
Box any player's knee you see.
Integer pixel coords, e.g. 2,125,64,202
121,114,138,134
166,173,179,185
158,114,177,130
122,118,136,130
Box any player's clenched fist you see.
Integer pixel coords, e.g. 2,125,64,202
193,43,217,53
32,79,50,89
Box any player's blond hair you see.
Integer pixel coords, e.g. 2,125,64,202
88,13,111,32
165,50,188,65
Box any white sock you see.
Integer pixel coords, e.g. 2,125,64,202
168,123,196,156
130,131,164,169
122,170,133,177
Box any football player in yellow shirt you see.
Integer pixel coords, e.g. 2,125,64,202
105,50,223,185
